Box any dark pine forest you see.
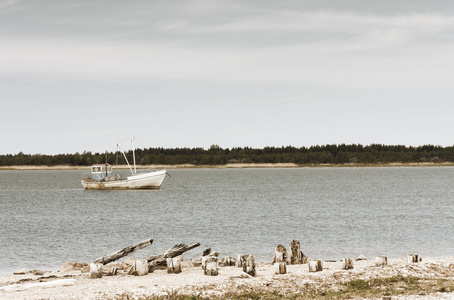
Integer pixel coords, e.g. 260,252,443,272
1,144,454,166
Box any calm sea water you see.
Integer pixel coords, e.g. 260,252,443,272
0,167,453,275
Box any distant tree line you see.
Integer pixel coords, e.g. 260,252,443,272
1,144,454,167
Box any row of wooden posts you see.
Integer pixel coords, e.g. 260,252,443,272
88,238,422,279
275,253,421,275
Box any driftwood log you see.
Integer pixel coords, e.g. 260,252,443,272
147,243,200,266
0,279,76,291
93,238,154,265
106,267,119,276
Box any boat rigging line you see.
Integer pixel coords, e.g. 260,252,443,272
165,172,188,190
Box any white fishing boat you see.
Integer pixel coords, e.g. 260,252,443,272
81,137,167,190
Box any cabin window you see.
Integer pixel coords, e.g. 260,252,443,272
92,166,102,173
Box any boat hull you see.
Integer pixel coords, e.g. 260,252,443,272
81,170,167,190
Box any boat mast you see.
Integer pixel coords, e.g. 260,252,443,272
116,144,118,169
105,151,108,178
131,136,137,174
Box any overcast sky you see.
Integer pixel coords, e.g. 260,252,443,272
1,0,454,154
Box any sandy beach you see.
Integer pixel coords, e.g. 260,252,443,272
1,256,454,299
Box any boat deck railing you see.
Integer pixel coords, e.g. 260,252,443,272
83,172,121,182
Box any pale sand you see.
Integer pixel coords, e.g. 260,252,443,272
1,257,454,299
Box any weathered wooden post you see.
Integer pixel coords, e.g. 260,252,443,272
167,256,183,274
203,256,219,276
134,259,149,276
274,262,287,274
202,255,217,270
342,258,354,270
237,254,249,267
205,261,219,276
407,254,420,264
242,255,256,276
89,263,103,278
308,260,323,272
273,245,289,264
375,256,388,267
290,240,307,264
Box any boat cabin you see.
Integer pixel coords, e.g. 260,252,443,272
84,164,118,182
91,164,112,174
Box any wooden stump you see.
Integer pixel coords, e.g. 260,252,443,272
89,263,103,279
375,256,388,267
134,259,149,276
167,256,183,274
274,251,285,263
272,245,289,264
274,262,287,274
220,256,236,266
202,248,211,256
237,254,249,268
242,255,256,277
202,256,217,270
407,254,420,264
290,240,307,264
308,260,323,272
342,258,354,270
204,261,219,276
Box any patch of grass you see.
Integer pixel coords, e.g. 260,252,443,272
109,276,454,300
346,279,370,290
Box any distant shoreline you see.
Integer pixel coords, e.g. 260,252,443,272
1,162,453,170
